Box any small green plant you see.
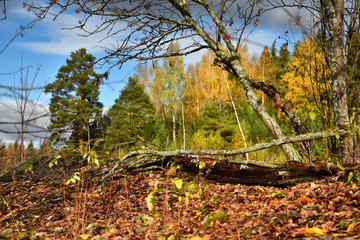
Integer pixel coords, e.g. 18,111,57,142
347,171,360,187
66,171,81,185
145,161,213,238
326,159,344,174
49,155,61,168
24,164,34,175
201,211,228,229
81,140,103,167
271,190,287,198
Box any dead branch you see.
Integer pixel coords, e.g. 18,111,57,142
102,129,346,186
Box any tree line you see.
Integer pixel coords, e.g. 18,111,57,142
1,0,359,170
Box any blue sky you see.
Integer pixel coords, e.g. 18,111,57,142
0,2,135,109
0,1,306,142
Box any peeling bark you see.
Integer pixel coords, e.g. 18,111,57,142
321,0,352,162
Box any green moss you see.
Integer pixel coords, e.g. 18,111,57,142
201,211,228,229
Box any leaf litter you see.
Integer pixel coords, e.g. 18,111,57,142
1,164,360,239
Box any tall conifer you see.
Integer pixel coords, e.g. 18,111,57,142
106,77,155,150
45,48,104,147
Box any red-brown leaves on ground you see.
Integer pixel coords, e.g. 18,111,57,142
1,165,360,239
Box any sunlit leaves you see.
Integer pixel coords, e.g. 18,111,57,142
198,161,206,170
270,190,287,198
49,155,61,168
304,227,324,236
66,172,80,185
173,179,183,190
281,37,331,111
146,191,156,212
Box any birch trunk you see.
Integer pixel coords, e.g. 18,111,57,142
321,0,352,162
172,112,177,149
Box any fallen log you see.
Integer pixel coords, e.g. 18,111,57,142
102,130,345,187
103,153,332,187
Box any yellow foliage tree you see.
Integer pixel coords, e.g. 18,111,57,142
281,37,331,120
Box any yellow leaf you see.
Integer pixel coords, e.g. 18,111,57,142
332,233,347,237
347,222,359,232
165,167,176,176
79,234,90,240
304,227,323,236
91,193,101,199
185,192,189,208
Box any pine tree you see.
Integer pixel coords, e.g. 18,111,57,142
45,48,104,148
106,77,155,150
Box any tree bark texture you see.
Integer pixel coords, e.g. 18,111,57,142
321,0,352,161
229,58,302,162
251,80,314,162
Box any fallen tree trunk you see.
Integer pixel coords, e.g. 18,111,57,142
102,130,346,187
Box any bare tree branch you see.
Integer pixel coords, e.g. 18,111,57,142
0,17,39,55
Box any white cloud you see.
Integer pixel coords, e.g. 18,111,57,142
0,99,50,141
15,12,119,56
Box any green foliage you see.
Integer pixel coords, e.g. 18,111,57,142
192,104,237,149
24,164,34,175
106,77,155,151
153,115,169,149
234,101,272,144
269,41,291,88
201,211,228,229
347,171,360,187
270,190,287,198
45,48,105,148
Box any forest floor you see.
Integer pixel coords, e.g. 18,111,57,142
1,161,360,240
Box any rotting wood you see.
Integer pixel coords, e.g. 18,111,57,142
102,129,346,187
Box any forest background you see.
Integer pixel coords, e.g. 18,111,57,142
0,0,359,172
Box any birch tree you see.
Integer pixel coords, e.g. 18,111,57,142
317,0,359,161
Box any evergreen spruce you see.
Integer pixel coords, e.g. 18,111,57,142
106,77,155,150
